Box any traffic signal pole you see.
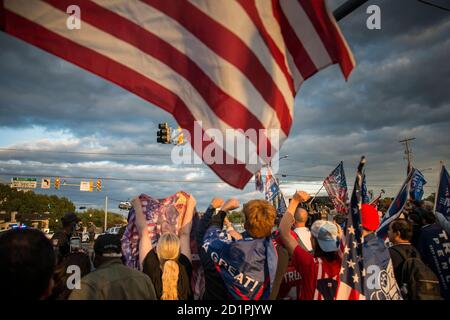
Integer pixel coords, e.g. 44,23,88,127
104,196,108,232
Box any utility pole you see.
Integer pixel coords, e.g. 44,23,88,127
104,196,108,232
399,137,416,175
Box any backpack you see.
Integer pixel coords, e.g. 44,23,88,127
390,246,441,300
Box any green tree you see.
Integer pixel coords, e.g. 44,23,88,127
228,210,244,224
0,184,75,230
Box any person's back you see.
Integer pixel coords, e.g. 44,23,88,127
293,207,313,252
271,230,301,300
50,252,92,300
390,244,441,300
291,223,341,300
360,204,402,300
279,191,342,300
51,212,80,264
389,243,421,284
69,234,156,300
69,258,156,300
388,219,441,300
197,198,277,300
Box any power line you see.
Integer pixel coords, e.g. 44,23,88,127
0,148,172,157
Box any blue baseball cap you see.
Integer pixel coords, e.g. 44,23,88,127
311,220,339,252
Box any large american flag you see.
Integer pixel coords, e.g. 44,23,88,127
323,161,348,214
0,0,355,188
337,156,366,300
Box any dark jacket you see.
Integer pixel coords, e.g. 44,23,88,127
389,243,421,285
51,230,71,263
196,207,228,300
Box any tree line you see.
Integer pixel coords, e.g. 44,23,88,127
0,184,126,230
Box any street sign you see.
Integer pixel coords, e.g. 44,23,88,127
11,177,37,189
41,178,51,189
80,181,94,192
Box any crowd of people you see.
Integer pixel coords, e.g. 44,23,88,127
0,190,448,300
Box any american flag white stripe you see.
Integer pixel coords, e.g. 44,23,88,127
336,281,366,300
1,0,355,189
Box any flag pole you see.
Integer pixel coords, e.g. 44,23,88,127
333,0,369,21
309,184,325,204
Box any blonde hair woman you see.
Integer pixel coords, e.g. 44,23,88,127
133,195,195,300
156,232,181,300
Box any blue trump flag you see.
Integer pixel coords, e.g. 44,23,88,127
264,167,287,216
376,170,414,239
202,225,277,300
435,165,450,220
410,168,427,202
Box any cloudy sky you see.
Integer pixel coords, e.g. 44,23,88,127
0,0,449,214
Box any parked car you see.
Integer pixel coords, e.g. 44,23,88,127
118,201,132,210
106,226,122,235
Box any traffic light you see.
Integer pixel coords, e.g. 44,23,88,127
157,122,171,144
96,179,102,191
54,177,60,190
176,126,184,145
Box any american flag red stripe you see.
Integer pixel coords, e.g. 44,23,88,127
0,0,355,189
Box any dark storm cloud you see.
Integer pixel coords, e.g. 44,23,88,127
0,32,171,141
279,0,450,193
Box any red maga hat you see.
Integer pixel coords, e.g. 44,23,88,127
361,204,380,231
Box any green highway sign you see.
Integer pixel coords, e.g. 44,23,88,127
11,177,37,189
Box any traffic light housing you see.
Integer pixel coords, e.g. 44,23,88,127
96,179,102,191
54,177,60,189
157,122,171,144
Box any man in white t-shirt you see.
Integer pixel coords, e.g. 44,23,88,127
293,207,313,252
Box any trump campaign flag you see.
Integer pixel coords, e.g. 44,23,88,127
323,161,349,214
410,168,427,202
376,169,416,239
264,167,287,216
435,165,450,220
0,0,355,189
